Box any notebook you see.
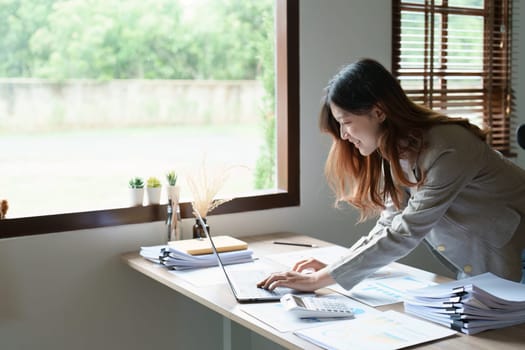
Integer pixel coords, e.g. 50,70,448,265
194,212,295,303
168,235,248,255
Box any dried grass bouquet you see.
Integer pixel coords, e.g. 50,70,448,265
186,161,233,219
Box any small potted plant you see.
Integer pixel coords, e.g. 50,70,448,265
165,170,179,201
146,176,162,205
128,177,145,206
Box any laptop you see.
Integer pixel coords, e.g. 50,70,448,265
195,211,296,303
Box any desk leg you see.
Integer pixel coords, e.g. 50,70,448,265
223,317,252,350
222,317,232,350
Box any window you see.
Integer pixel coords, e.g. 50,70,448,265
392,0,514,156
0,0,299,237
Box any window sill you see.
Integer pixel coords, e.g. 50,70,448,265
0,190,299,239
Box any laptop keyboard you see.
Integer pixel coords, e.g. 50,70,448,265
239,286,281,297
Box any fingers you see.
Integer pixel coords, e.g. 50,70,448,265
257,270,316,291
256,276,270,289
293,258,327,272
292,259,310,272
257,272,288,290
257,272,286,291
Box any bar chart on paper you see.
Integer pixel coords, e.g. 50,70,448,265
329,273,437,307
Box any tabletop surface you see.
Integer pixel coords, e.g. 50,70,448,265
122,232,525,350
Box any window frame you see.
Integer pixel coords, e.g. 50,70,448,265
391,0,514,156
0,0,300,239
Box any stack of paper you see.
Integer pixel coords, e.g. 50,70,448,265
140,245,254,270
404,272,525,334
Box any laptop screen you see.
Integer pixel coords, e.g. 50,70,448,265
194,211,241,293
193,210,295,303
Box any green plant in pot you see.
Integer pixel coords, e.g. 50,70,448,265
166,170,178,187
146,176,162,205
165,170,180,203
128,177,145,206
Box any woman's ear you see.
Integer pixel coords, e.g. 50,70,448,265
372,105,386,123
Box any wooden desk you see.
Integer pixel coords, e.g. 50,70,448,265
122,232,525,350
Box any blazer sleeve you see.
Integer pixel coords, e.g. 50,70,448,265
328,126,486,290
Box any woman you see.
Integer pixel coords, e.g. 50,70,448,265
258,58,525,292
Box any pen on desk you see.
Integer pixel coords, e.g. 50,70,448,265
272,241,318,248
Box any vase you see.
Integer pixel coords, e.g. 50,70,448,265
146,186,162,205
193,217,209,239
166,185,180,204
129,188,144,206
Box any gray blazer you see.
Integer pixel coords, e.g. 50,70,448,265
329,124,525,290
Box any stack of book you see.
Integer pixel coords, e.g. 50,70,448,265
140,235,253,270
404,272,525,334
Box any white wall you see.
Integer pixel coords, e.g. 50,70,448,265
1,1,524,349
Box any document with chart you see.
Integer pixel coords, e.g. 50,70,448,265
328,269,437,307
294,310,456,350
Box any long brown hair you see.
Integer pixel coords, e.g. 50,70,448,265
319,58,487,221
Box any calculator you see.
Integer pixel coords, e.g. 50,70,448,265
280,293,355,318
